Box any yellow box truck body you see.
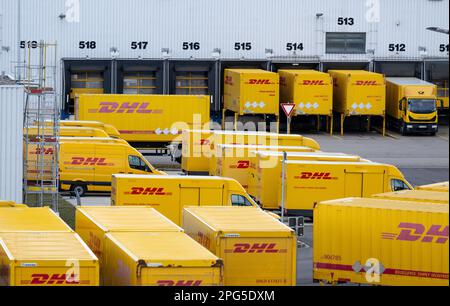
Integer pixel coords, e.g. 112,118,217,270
212,145,316,189
181,130,214,174
75,206,182,265
248,152,364,210
76,94,210,143
373,190,449,204
280,161,413,216
183,206,296,286
103,232,222,286
224,69,279,115
417,182,449,193
0,232,99,286
329,70,386,116
386,78,438,135
313,198,449,286
279,69,333,116
59,140,163,196
0,207,73,233
111,175,259,225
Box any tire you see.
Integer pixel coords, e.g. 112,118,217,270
71,184,87,197
400,122,408,136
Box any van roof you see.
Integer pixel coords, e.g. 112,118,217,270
373,190,449,204
0,232,97,261
106,232,219,266
319,197,449,213
77,207,182,232
113,174,235,182
184,207,293,236
0,208,73,232
386,77,435,86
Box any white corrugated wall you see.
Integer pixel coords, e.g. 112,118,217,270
0,85,24,203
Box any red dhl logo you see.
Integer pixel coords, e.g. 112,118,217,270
157,280,203,287
26,274,87,285
224,76,233,85
125,187,172,196
355,81,378,86
382,223,449,244
33,148,54,155
90,102,163,114
302,80,326,86
294,172,338,180
225,243,286,254
198,139,210,146
65,157,111,166
230,160,250,169
247,79,273,85
197,232,211,249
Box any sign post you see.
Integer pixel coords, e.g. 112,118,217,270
281,103,296,134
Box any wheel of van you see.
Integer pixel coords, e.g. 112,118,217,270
71,184,87,197
400,123,407,136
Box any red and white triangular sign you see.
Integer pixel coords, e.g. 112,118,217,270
281,103,296,117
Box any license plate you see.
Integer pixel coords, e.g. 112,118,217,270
419,125,427,129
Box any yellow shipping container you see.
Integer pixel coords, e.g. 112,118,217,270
313,198,449,286
103,232,222,286
280,160,412,216
279,70,333,133
181,130,214,174
111,175,259,225
0,207,73,233
212,145,316,189
224,69,279,116
0,232,99,286
76,94,210,143
75,206,182,265
329,70,386,135
183,206,297,286
248,152,364,210
417,182,449,193
373,190,449,204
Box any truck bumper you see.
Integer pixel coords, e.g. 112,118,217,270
405,123,438,134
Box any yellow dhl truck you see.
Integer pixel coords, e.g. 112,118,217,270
313,198,449,286
372,190,449,205
76,94,210,146
181,129,321,174
279,69,334,133
103,232,222,286
183,206,297,286
417,181,449,192
0,232,99,286
248,152,365,210
111,175,261,225
279,160,413,216
59,139,163,196
386,78,439,135
59,120,121,138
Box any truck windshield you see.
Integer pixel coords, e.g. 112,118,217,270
408,99,437,114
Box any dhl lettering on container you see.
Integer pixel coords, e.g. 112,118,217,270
372,190,449,204
102,232,222,286
279,160,412,216
247,152,364,210
76,95,210,143
183,207,296,286
111,175,258,225
313,198,449,286
0,232,99,286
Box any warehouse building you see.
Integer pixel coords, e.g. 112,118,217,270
0,0,448,118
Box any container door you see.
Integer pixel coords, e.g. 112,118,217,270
362,173,385,197
344,172,363,197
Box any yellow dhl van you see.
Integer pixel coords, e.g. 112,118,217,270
248,151,365,210
75,206,182,265
0,207,73,233
181,129,321,174
386,78,439,135
111,175,260,225
25,126,110,138
417,181,449,192
103,232,222,286
279,160,413,216
0,232,99,286
372,190,449,204
59,120,121,138
76,94,210,144
59,140,163,196
183,206,297,286
313,198,449,286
